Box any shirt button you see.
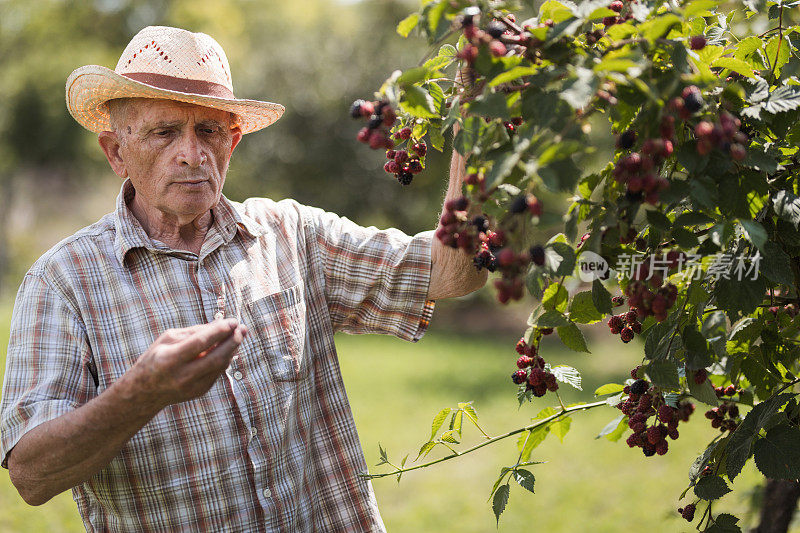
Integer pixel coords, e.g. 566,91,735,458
233,370,243,380
214,311,224,320
262,488,272,498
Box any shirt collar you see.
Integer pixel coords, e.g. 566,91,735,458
113,178,264,264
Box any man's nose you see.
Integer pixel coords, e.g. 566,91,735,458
177,130,206,168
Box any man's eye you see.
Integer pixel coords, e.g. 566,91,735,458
155,130,173,137
200,127,217,135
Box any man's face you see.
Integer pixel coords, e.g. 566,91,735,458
111,98,242,220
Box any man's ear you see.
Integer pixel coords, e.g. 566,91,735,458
229,127,243,156
98,131,128,179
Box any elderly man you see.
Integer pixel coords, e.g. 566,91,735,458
0,26,484,532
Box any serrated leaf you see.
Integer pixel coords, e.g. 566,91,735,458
537,310,572,328
738,220,767,251
761,241,794,285
430,407,451,439
773,190,800,228
440,429,460,444
713,57,756,78
592,279,613,315
688,378,720,406
545,243,577,278
492,484,510,526
489,66,540,88
543,283,569,312
594,383,625,396
396,13,419,37
401,86,438,118
416,440,436,460
517,426,550,462
569,291,603,324
726,393,795,480
557,323,590,353
596,413,626,440
551,365,582,391
512,469,536,494
694,475,732,501
753,424,800,480
705,513,741,533
646,360,680,390
689,440,721,482
550,417,572,443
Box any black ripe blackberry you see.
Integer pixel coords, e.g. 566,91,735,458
625,190,644,203
368,115,383,130
630,379,649,395
486,20,505,39
617,129,637,150
472,215,489,232
530,245,546,266
397,171,413,185
350,99,367,118
509,195,528,213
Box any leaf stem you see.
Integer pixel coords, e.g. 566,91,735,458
768,6,784,81
360,400,608,480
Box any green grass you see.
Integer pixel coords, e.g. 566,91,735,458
0,304,792,532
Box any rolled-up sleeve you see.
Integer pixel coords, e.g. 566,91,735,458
301,204,436,342
0,274,95,469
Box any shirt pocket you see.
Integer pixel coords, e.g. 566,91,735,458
243,284,309,382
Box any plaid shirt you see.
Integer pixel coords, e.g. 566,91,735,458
1,179,435,532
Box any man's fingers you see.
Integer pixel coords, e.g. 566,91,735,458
188,324,247,376
169,319,239,361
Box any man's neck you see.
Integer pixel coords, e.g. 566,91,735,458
128,193,213,255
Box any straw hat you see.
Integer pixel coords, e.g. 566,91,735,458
66,26,284,134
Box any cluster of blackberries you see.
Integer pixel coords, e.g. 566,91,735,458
493,248,533,304
602,0,635,26
705,401,740,433
612,117,674,205
624,281,678,322
383,138,426,185
618,372,695,457
768,303,799,318
435,196,472,250
503,117,524,135
669,85,705,119
457,12,511,64
714,384,739,397
607,310,643,343
678,503,696,522
693,111,748,160
511,337,558,397
352,99,396,150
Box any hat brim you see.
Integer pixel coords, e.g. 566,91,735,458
66,65,285,135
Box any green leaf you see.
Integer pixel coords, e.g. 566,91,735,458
694,475,732,501
539,0,573,23
761,241,794,285
569,291,603,324
430,407,451,439
543,283,569,312
765,34,791,76
640,14,681,42
685,0,721,17
512,469,536,494
440,429,460,444
595,413,625,439
689,440,721,482
517,426,550,461
492,484,510,526
712,57,755,78
545,243,577,278
738,220,767,251
753,424,800,480
682,325,712,370
396,13,419,37
592,279,613,315
644,318,681,360
688,377,719,407
594,383,625,396
536,310,572,328
645,360,680,390
773,190,800,228
726,393,795,480
468,91,510,119
401,86,438,118
550,416,572,443
489,66,540,88
559,67,596,110
550,365,582,390
705,514,741,533
646,209,672,231
557,323,590,353
713,276,768,321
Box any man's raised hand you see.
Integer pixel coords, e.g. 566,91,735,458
125,319,247,410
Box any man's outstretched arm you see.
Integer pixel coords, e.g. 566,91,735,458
427,144,488,300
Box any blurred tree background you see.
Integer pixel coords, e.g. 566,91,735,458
0,0,455,295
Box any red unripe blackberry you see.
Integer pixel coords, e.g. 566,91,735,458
728,404,739,418
630,321,642,334
394,127,412,140
668,427,679,440
527,196,543,217
356,127,370,143
693,369,707,384
386,149,396,160
350,99,374,118
704,410,716,420
394,150,409,165
531,355,545,368
620,327,634,343
456,44,479,63
517,355,533,369
412,141,427,157
528,367,546,386
622,310,636,324
637,394,652,413
609,0,624,12
515,338,527,355
369,130,389,149
690,35,707,50
512,370,527,384
610,324,622,335
530,245,546,266
608,315,624,330
711,418,722,429
630,379,648,395
382,107,397,127
612,295,625,307
626,433,641,448
658,405,675,423
680,503,696,521
655,440,669,455
496,248,516,267
630,366,643,379
490,40,507,57
503,121,516,134
512,117,523,126
623,152,642,172
545,373,559,391
642,443,656,457
531,382,548,397
730,143,746,161
540,327,554,335
695,121,714,138
603,16,618,26
407,160,423,174
384,161,400,174
445,197,469,211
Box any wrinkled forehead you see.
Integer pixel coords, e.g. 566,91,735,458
121,98,235,127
